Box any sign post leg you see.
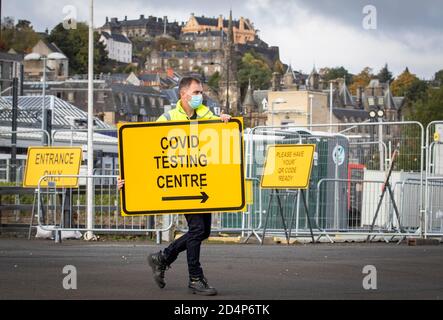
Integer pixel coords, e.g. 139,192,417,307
275,190,290,245
301,189,315,243
261,191,274,245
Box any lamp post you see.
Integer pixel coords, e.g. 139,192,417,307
24,52,67,145
369,108,385,171
329,81,334,133
86,0,95,241
271,98,286,126
308,93,314,130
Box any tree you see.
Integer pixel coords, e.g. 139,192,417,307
48,22,109,75
0,17,40,53
434,70,443,85
406,86,443,127
323,66,353,84
377,63,393,83
237,51,272,98
208,71,220,91
390,67,420,96
349,67,373,95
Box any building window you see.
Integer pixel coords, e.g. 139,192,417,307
97,92,105,103
68,92,75,102
0,159,8,181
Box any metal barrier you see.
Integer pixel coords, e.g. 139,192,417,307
4,120,440,243
174,177,263,243
34,174,174,241
425,121,443,237
243,121,425,241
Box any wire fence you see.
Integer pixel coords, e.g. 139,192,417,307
2,120,443,242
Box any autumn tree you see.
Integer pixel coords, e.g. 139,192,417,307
349,67,373,94
390,67,420,96
0,17,40,53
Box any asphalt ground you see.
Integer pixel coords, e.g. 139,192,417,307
0,239,442,300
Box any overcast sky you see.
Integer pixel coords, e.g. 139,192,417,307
4,0,443,79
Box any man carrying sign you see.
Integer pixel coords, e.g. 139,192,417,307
118,77,231,296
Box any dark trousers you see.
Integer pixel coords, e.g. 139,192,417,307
163,213,211,279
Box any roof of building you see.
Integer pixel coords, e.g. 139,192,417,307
155,50,222,59
110,83,164,96
0,96,112,129
333,108,369,121
139,74,161,82
0,51,23,62
104,16,180,29
252,90,269,112
101,31,131,44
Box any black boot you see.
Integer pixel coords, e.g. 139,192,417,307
188,277,217,296
147,251,169,289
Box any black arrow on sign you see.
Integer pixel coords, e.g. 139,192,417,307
162,192,209,203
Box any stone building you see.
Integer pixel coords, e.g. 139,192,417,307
0,52,24,95
180,30,225,50
182,13,255,44
99,32,132,64
98,15,182,40
144,50,223,76
23,40,69,81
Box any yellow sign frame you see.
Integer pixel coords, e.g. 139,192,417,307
118,118,246,216
261,144,315,189
23,147,83,188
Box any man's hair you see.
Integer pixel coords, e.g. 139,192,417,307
179,76,202,94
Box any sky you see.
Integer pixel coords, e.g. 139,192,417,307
4,0,443,79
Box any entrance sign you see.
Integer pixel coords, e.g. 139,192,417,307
118,119,245,216
23,147,83,188
261,144,315,189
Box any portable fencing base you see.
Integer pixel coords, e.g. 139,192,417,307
261,189,315,245
366,147,407,244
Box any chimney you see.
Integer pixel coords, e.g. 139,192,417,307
124,16,127,21
356,87,363,107
140,14,145,20
218,15,223,29
106,16,109,23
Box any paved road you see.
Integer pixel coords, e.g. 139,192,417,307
0,239,442,300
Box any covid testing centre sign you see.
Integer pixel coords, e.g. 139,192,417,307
118,118,245,216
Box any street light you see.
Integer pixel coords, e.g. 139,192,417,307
369,107,385,171
308,94,314,130
271,98,286,126
24,52,67,145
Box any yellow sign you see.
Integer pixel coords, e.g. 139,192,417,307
118,118,245,216
245,179,253,206
261,144,315,189
23,147,83,188
434,132,440,142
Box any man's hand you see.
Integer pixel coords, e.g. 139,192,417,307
220,111,231,123
117,177,125,190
